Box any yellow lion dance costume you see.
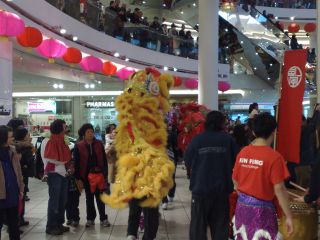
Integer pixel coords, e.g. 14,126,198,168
101,68,175,208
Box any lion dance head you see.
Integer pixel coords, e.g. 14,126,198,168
101,68,175,208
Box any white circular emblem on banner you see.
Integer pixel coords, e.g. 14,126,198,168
287,66,302,88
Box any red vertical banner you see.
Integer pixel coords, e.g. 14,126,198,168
276,49,307,163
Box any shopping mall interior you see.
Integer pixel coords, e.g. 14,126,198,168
0,0,319,239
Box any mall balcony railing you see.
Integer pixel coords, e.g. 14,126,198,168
44,0,281,77
254,0,316,9
45,0,200,60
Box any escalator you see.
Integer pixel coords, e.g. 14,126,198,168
219,5,289,63
219,16,280,86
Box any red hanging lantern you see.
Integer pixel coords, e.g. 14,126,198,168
173,76,182,87
16,26,42,48
102,61,117,75
288,23,300,33
63,47,82,65
304,23,316,33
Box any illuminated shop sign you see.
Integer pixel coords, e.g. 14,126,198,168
27,101,56,113
85,101,115,108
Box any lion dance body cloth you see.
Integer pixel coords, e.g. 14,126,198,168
101,68,175,208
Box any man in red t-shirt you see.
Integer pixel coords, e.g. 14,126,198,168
232,113,293,239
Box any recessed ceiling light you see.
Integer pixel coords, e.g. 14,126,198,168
290,16,295,21
254,67,257,70
163,66,168,71
180,11,184,14
142,1,146,4
72,36,78,41
125,58,130,62
173,68,178,72
58,84,64,89
60,28,67,34
53,84,58,89
193,3,196,7
98,81,102,84
275,16,278,20
90,84,95,89
114,52,120,57
85,84,89,89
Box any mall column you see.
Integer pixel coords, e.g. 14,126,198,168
0,40,13,125
72,97,82,137
317,1,320,102
198,0,219,110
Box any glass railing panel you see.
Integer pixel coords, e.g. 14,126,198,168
44,0,277,76
254,0,316,9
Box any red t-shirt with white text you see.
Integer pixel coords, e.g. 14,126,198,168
232,145,290,201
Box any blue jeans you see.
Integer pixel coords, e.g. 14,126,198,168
46,173,68,230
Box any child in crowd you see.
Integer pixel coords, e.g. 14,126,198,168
233,113,293,239
65,162,81,227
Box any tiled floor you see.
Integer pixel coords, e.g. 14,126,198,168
1,166,192,240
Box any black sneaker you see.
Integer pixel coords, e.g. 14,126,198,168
60,225,70,233
20,220,29,227
46,228,63,235
66,220,72,226
23,196,30,202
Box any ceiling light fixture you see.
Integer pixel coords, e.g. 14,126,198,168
125,58,130,62
114,52,120,57
85,84,89,89
53,84,58,89
193,3,196,7
290,16,295,21
90,84,95,89
173,68,178,72
163,66,168,71
72,36,78,41
60,28,67,34
58,84,64,89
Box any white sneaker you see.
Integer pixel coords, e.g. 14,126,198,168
85,220,95,227
168,197,174,202
127,235,136,240
162,203,168,210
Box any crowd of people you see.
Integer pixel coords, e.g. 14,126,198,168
1,101,320,239
47,0,198,59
